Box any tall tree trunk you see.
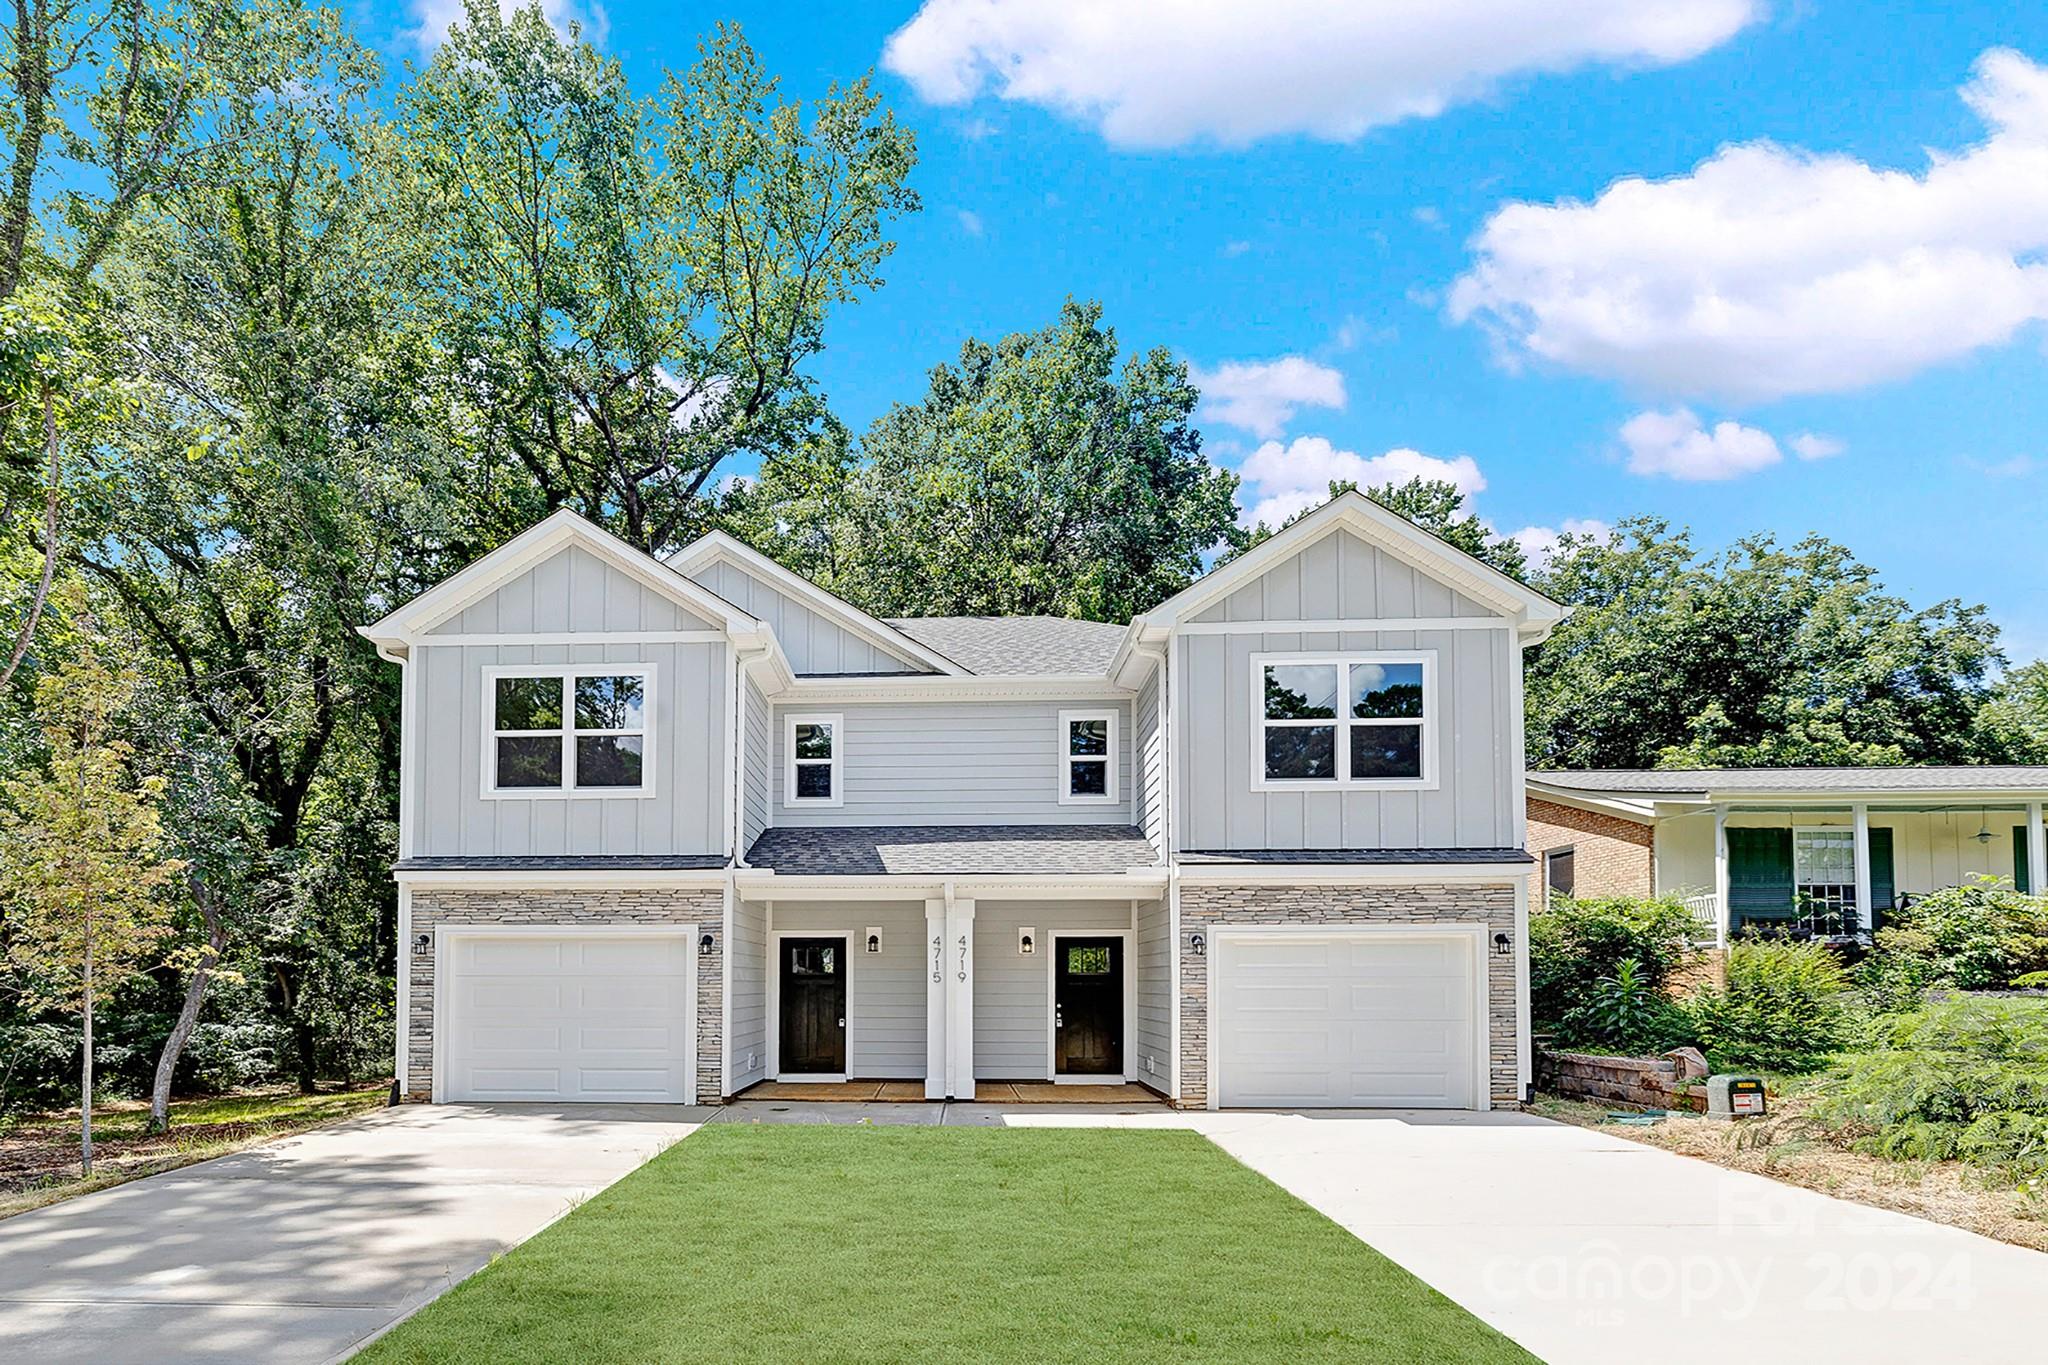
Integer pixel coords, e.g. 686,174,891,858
0,379,61,691
146,887,226,1133
80,927,93,1178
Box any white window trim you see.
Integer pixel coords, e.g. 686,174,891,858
480,664,657,800
1248,651,1438,792
1793,824,1858,906
785,712,844,808
1056,708,1119,806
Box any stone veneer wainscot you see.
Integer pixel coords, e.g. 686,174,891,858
407,887,724,1104
1176,881,1520,1109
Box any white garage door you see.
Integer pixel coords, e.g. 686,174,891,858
1213,932,1479,1109
441,934,693,1102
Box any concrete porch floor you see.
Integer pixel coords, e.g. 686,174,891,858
735,1080,1164,1105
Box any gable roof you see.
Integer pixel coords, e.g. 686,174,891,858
886,616,1128,676
1139,490,1568,639
1531,766,2048,805
359,509,760,650
666,530,967,677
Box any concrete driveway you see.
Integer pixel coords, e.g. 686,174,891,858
1010,1107,2048,1365
0,1102,705,1364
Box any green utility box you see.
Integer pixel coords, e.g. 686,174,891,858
1706,1074,1767,1120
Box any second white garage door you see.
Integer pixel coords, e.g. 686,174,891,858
440,933,694,1103
1212,931,1480,1109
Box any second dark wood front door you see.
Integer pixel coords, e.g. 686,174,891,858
1055,937,1122,1076
779,937,846,1074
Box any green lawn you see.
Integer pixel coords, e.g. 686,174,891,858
361,1124,1532,1364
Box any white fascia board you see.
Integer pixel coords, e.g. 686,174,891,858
1708,787,2048,807
777,674,1132,705
732,871,1168,900
393,867,732,891
1108,622,1167,690
1524,783,1662,823
669,531,969,677
1142,492,1566,634
362,509,762,647
1174,861,1532,885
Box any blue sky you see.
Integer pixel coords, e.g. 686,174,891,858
367,2,2048,660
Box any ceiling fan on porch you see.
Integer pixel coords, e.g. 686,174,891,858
1974,810,1995,844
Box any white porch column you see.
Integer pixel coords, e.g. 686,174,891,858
924,899,948,1100
2029,803,2046,895
1852,804,1872,935
1712,806,1730,949
947,898,976,1100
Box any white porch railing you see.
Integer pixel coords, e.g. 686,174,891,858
1682,892,1721,945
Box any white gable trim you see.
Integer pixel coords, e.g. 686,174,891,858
668,530,968,677
1143,492,1567,641
360,510,760,649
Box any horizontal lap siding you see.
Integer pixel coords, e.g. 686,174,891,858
973,900,1136,1079
742,678,770,851
771,902,926,1078
729,897,769,1090
773,700,1134,827
1132,898,1171,1087
1135,668,1165,855
1179,527,1514,853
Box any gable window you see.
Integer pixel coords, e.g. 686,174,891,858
786,713,842,806
1058,709,1118,805
486,667,650,796
1253,653,1433,789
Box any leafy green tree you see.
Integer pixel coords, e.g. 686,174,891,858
0,625,182,1172
728,299,1244,620
1973,661,2048,763
1527,520,2002,769
1225,476,1529,580
385,3,918,551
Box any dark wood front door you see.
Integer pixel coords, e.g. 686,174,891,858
1055,937,1122,1076
779,937,846,1074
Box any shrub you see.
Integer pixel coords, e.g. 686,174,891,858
1805,997,2048,1183
1530,893,1699,1027
1686,939,1851,1072
1557,959,1695,1055
1858,877,2048,994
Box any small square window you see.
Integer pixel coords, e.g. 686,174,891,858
1264,725,1336,780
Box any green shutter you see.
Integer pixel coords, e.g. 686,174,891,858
2017,828,2031,895
1868,827,1895,932
1727,827,1795,924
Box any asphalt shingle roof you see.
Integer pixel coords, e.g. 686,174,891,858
1531,767,2048,797
745,825,1156,875
885,616,1128,676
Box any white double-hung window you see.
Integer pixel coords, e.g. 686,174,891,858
786,713,843,806
1253,653,1434,789
485,666,651,796
1057,709,1118,805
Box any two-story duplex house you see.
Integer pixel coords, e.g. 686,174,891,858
360,491,1567,1111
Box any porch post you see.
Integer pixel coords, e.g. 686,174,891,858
1852,804,1872,936
947,898,976,1100
2030,803,2045,897
924,899,948,1100
1712,805,1729,949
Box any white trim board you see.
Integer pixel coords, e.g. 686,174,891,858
1043,929,1137,1083
764,929,854,1081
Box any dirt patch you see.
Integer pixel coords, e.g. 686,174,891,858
1533,1094,2048,1253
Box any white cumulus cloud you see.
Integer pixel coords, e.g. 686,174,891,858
1235,437,1485,528
1450,49,2048,402
1790,433,1846,462
881,0,1758,149
409,0,607,49
1191,356,1347,440
1619,409,1783,481
1509,518,1614,569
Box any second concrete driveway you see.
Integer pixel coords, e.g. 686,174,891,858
0,1103,704,1364
1012,1107,2048,1365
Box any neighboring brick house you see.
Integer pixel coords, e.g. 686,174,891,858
361,492,1569,1112
1526,795,1655,909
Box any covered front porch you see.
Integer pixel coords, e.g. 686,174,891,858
725,874,1173,1102
1657,799,2046,944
